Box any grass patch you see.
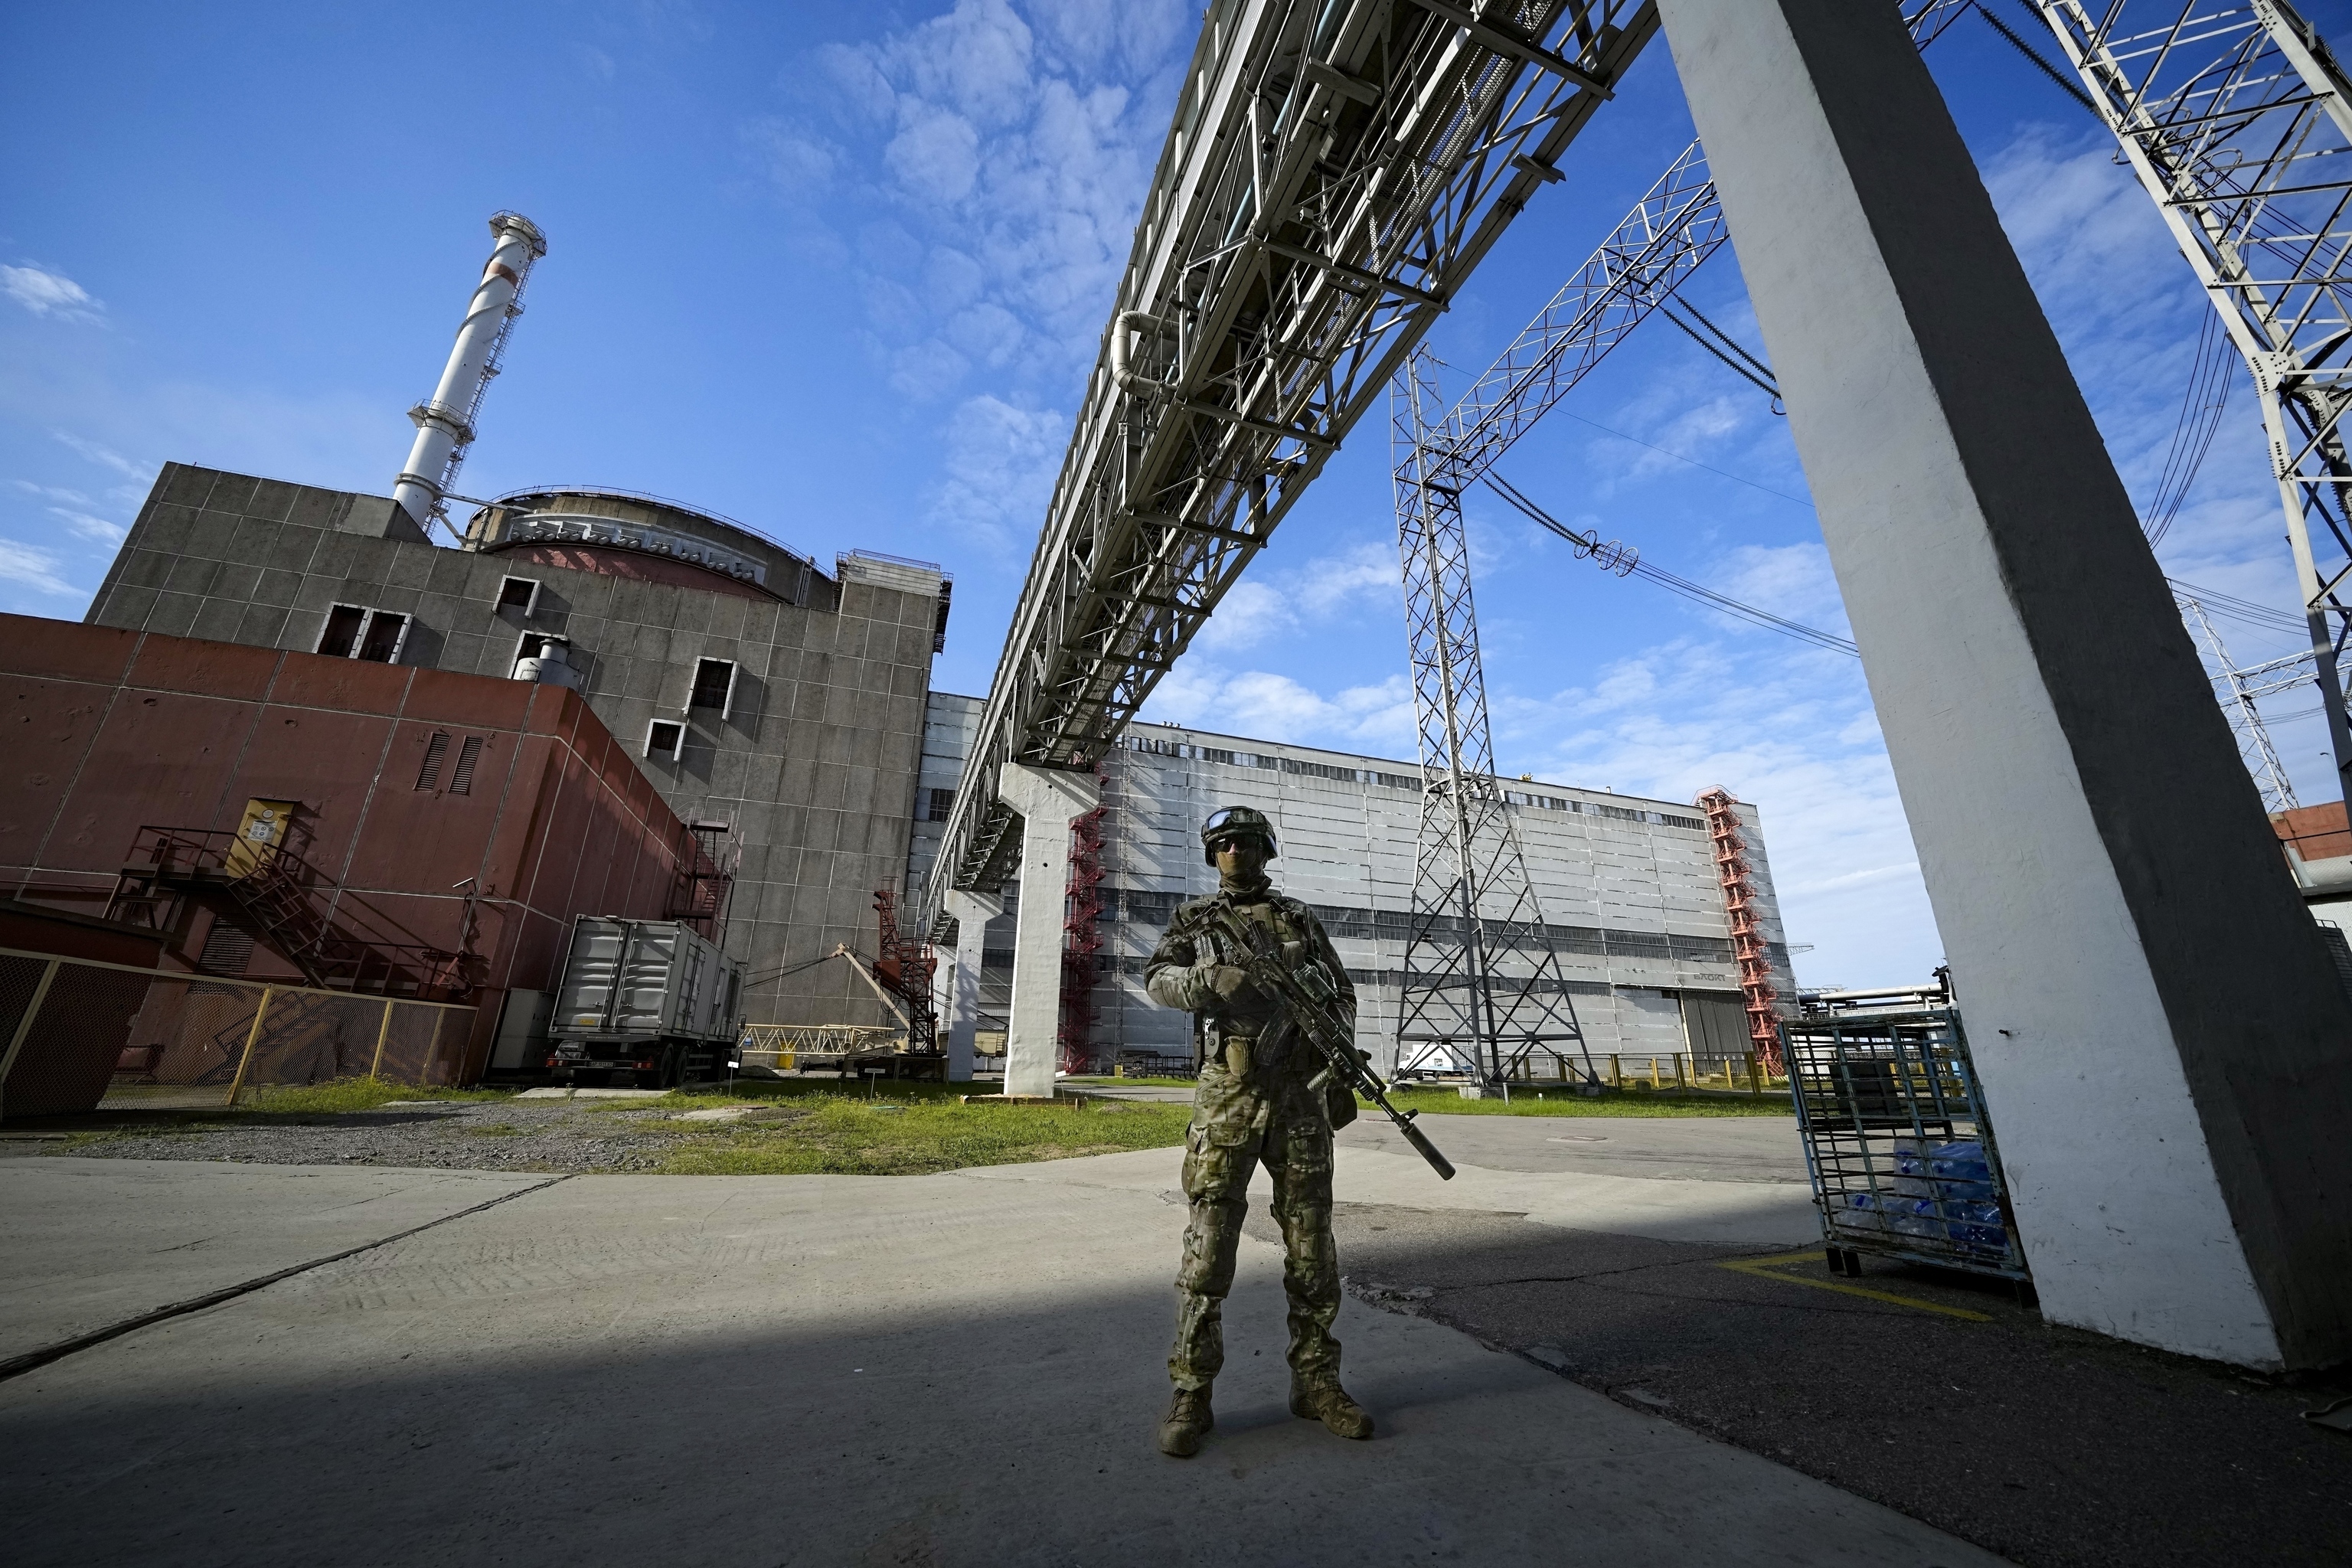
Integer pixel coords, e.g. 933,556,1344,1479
1063,1075,1197,1089
462,1122,528,1138
1377,1087,1792,1118
653,1093,1191,1175
586,1080,998,1116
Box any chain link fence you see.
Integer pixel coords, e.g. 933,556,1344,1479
0,946,476,1117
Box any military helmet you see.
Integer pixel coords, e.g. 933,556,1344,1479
1201,805,1278,866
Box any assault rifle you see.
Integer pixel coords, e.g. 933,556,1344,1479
1209,910,1455,1181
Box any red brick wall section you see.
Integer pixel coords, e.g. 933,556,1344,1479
2271,802,2352,864
0,614,692,1083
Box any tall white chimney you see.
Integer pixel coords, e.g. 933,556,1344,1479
392,211,547,534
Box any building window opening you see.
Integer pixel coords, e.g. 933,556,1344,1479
496,577,540,616
319,604,410,664
926,787,956,822
646,720,684,760
318,605,368,658
416,732,450,791
688,658,737,717
357,612,408,663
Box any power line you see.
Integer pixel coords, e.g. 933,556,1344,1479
1485,473,1860,657
1971,0,2099,116
2166,577,2308,636
1656,299,1783,410
2143,309,2235,547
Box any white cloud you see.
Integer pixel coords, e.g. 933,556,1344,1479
743,117,838,194
1144,668,1414,751
871,0,1036,129
889,338,973,401
3,266,102,322
51,508,127,544
51,430,142,477
885,105,982,203
945,302,1024,367
929,393,1065,547
755,0,1186,380
1196,540,1400,653
1710,541,1851,635
0,540,84,596
570,42,616,80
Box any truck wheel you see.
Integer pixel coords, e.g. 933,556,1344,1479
659,1046,684,1090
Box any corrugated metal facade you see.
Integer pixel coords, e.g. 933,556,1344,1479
923,694,1794,1071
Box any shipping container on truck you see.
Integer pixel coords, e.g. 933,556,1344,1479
547,916,745,1088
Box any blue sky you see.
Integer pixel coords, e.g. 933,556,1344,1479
5,1,2345,988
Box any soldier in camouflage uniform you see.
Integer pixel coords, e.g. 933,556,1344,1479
1145,805,1374,1458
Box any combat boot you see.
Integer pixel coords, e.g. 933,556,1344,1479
1290,1377,1374,1439
1158,1385,1214,1458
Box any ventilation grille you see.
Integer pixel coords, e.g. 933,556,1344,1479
416,732,449,791
450,736,485,795
197,920,256,976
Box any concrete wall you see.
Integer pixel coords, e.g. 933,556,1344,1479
1661,0,2352,1366
0,615,694,1079
920,694,1792,1071
88,465,941,1026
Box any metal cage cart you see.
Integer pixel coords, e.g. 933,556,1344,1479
1782,996,2034,1298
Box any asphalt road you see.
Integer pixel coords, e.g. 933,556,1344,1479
1338,1107,1809,1182
1076,1082,1812,1183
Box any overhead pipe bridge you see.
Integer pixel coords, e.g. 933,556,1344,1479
920,0,1661,936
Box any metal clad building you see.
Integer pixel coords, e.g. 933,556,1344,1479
86,464,946,1026
921,694,1793,1070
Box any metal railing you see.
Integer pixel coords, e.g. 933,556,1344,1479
0,946,476,1118
111,827,470,1001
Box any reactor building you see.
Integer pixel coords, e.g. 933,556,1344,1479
8,208,1797,1082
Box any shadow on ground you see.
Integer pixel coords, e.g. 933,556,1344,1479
1284,1202,2352,1568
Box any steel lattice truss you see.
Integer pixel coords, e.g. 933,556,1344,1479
2033,1,2352,783
1409,0,1967,508
921,0,1661,935
1393,348,1595,1082
1383,2,1966,1086
2182,596,2306,811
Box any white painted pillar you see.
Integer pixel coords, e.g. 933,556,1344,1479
942,888,1004,1083
1660,0,2352,1368
998,765,1101,1099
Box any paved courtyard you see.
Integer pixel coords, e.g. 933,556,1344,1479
5,1109,2345,1566
0,1121,2003,1568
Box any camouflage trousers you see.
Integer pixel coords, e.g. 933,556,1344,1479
1168,1060,1341,1391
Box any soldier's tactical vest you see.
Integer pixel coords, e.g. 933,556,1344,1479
1198,893,1313,1074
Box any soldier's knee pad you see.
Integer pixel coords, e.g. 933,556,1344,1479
1177,1200,1246,1296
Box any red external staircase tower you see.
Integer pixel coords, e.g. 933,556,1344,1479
1696,788,1782,1073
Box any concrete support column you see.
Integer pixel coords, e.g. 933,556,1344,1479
1659,0,2352,1367
941,889,1004,1084
998,765,1102,1099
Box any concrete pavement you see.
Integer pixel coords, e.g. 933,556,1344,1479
0,1152,2002,1567
0,1160,550,1362
1078,1085,1811,1182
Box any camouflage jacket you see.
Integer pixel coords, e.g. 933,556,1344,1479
1145,878,1356,1076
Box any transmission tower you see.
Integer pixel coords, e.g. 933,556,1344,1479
2033,1,2352,791
2182,596,2308,814
1390,348,1595,1090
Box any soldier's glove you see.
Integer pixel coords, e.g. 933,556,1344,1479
1207,965,1277,1021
